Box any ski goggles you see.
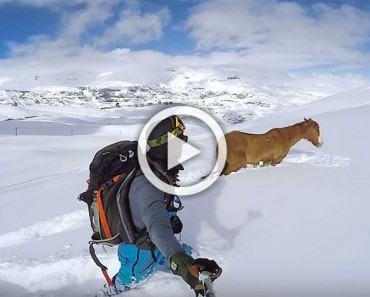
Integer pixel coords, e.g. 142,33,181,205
147,116,187,148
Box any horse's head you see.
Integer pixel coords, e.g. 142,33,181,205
302,118,324,147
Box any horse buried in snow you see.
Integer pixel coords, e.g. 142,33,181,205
220,118,324,175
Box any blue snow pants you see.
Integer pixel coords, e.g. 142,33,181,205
114,242,193,289
116,243,166,286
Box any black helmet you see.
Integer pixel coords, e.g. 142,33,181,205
147,115,187,166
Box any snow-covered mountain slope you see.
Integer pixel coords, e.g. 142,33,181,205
0,81,295,125
0,86,369,297
2,71,367,125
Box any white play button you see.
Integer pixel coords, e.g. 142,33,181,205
167,132,201,170
138,106,227,195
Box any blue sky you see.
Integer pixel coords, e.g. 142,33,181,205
0,1,197,57
0,4,58,56
0,0,370,89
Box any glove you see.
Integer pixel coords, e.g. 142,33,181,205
191,258,222,296
170,252,222,295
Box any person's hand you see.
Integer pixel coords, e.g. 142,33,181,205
190,258,222,296
191,258,222,279
170,252,222,295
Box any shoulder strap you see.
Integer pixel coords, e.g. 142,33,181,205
135,168,143,177
115,167,139,243
96,175,121,239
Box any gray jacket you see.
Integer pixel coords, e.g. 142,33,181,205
128,174,183,262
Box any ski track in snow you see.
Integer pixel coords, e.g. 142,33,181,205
284,151,351,167
0,210,88,248
0,254,100,293
240,151,351,170
180,151,351,182
119,271,190,297
0,167,86,192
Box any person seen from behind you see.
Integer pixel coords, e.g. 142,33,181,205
97,115,222,296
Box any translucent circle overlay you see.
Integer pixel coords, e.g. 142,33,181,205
137,106,227,196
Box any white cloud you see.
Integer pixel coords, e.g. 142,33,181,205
97,72,112,78
0,77,10,86
3,0,118,57
0,0,88,7
94,6,171,47
0,47,177,89
185,0,370,70
0,0,173,88
110,48,131,54
0,0,369,91
5,0,170,55
59,0,118,42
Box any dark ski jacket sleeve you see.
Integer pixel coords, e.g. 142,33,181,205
128,174,183,262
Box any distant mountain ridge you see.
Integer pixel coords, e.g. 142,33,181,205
1,71,357,124
0,83,257,107
0,80,281,124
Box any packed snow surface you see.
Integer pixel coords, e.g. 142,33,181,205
0,85,369,297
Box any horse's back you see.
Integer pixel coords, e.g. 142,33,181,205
224,130,248,153
225,130,271,147
224,130,269,160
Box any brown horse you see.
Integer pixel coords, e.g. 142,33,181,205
221,118,323,175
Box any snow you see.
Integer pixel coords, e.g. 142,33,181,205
0,85,370,297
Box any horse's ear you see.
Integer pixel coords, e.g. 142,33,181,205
304,118,308,121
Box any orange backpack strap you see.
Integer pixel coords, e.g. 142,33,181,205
96,189,112,239
95,175,125,239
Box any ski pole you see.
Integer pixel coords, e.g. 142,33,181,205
199,271,216,297
89,242,113,286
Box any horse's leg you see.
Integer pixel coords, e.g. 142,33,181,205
272,158,283,166
223,162,238,175
222,160,233,175
220,161,229,175
223,155,244,175
272,150,289,166
222,166,233,175
270,155,278,166
233,164,245,173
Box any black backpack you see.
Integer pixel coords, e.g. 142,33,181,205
79,140,140,245
78,140,140,285
78,140,183,285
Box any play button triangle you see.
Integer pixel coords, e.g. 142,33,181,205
167,132,201,170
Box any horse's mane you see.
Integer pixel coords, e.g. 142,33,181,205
287,118,318,130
